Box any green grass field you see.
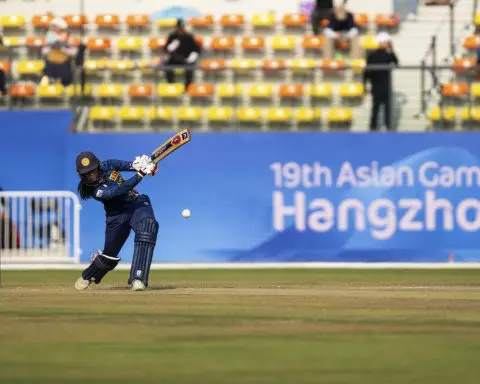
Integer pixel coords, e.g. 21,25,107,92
0,269,479,384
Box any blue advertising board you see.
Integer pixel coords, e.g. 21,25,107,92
2,112,480,263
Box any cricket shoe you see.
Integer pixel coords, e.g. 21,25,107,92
75,277,91,291
131,280,146,291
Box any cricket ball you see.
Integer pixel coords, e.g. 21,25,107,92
182,209,191,218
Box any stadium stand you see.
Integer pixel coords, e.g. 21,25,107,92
0,0,477,132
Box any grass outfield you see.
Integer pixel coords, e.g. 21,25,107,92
0,269,479,384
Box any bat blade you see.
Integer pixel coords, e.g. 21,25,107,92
150,129,191,164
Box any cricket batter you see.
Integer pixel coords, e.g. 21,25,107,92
74,151,158,291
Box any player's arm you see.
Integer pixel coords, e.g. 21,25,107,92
94,173,144,200
103,159,134,172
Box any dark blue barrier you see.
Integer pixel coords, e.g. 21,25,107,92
2,111,480,263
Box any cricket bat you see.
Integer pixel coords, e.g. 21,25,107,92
150,129,191,164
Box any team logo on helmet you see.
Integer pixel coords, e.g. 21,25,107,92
81,157,90,167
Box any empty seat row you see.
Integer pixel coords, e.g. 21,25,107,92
0,34,386,52
7,82,366,99
429,106,480,122
88,105,354,123
0,13,400,30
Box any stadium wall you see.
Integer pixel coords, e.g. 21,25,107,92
2,112,480,266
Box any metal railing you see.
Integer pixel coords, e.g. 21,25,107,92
0,191,81,264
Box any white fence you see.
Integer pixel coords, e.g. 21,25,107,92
0,191,81,264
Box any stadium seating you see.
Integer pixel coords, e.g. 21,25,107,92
0,10,407,131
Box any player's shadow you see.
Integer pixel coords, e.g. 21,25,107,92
98,285,177,291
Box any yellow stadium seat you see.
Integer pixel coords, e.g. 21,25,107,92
475,13,480,27
16,60,45,76
2,36,22,47
460,107,480,121
295,107,322,122
119,106,145,121
271,36,296,51
176,107,202,121
471,83,480,97
217,83,243,98
290,59,316,72
106,60,135,74
1,15,26,28
96,84,124,98
157,83,185,98
156,18,177,28
147,106,174,121
339,83,365,98
351,59,366,74
83,60,107,75
37,84,64,98
89,106,117,121
66,84,93,97
327,108,353,123
117,36,143,51
251,13,275,28
428,107,456,122
230,58,258,72
236,107,263,122
248,84,274,98
308,84,334,99
207,107,234,121
361,35,380,50
266,107,293,122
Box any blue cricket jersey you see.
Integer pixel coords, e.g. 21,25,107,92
93,159,147,216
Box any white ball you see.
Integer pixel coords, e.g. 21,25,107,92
182,209,191,218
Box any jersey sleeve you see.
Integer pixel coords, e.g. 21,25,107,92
93,173,143,201
103,159,134,172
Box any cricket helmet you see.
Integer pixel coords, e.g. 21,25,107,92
76,151,100,175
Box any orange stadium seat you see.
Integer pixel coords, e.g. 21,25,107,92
31,14,54,28
200,59,227,72
303,35,325,51
128,84,153,98
320,58,347,72
279,83,304,98
355,14,369,28
68,37,82,47
220,14,245,28
26,36,46,49
148,36,167,50
95,14,120,28
242,36,265,51
187,83,214,98
64,14,88,28
463,35,480,49
195,37,204,49
126,14,150,28
452,58,476,73
0,61,11,74
10,83,35,98
441,83,469,97
283,13,307,28
87,37,112,51
188,14,214,28
375,13,400,27
210,36,236,52
262,59,286,72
